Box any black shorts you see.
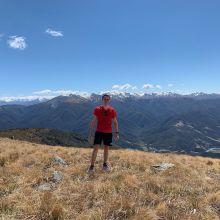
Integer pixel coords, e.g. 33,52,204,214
94,131,113,146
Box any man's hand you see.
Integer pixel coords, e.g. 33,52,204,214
114,133,119,142
88,135,94,146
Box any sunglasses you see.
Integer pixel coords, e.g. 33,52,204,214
103,109,109,116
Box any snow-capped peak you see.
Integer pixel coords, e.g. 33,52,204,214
1,91,220,106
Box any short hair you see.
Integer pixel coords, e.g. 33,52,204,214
102,94,110,100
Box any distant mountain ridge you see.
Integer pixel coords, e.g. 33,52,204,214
0,128,88,147
0,92,220,155
1,92,220,106
0,97,50,106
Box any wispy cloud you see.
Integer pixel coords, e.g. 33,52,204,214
99,90,145,97
33,89,52,95
155,85,162,89
143,84,162,89
45,28,63,37
168,84,174,87
7,36,27,50
142,84,154,89
112,83,134,90
112,83,162,91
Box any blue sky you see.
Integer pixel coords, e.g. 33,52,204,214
1,0,220,98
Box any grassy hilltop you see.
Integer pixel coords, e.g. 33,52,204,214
0,128,88,148
0,138,220,220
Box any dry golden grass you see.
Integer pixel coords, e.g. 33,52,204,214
0,137,220,220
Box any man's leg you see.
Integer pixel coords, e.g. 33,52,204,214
103,132,112,165
91,144,100,166
90,132,102,166
103,145,109,164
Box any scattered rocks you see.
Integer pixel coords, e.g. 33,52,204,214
34,156,66,191
151,162,175,172
52,156,68,166
35,171,63,191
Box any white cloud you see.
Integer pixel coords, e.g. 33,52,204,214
168,84,173,87
33,89,52,95
7,36,27,50
142,84,154,89
143,84,162,89
155,85,162,89
45,28,63,37
112,83,133,90
99,90,145,97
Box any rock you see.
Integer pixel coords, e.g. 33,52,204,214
52,156,68,166
191,209,197,214
35,171,63,191
37,182,54,191
152,162,175,172
50,171,63,183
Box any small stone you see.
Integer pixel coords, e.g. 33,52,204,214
37,183,54,191
52,156,68,166
50,171,63,183
152,162,175,172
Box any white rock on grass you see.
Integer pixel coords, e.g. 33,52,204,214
37,182,55,191
52,156,68,166
50,171,63,183
36,171,63,191
152,162,175,172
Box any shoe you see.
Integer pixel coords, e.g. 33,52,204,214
87,165,95,174
103,162,111,172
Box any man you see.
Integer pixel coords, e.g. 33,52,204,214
88,94,119,173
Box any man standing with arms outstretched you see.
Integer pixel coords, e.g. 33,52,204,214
88,94,119,173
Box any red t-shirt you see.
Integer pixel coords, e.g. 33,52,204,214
94,106,117,133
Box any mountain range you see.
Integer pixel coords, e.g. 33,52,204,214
0,92,220,156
